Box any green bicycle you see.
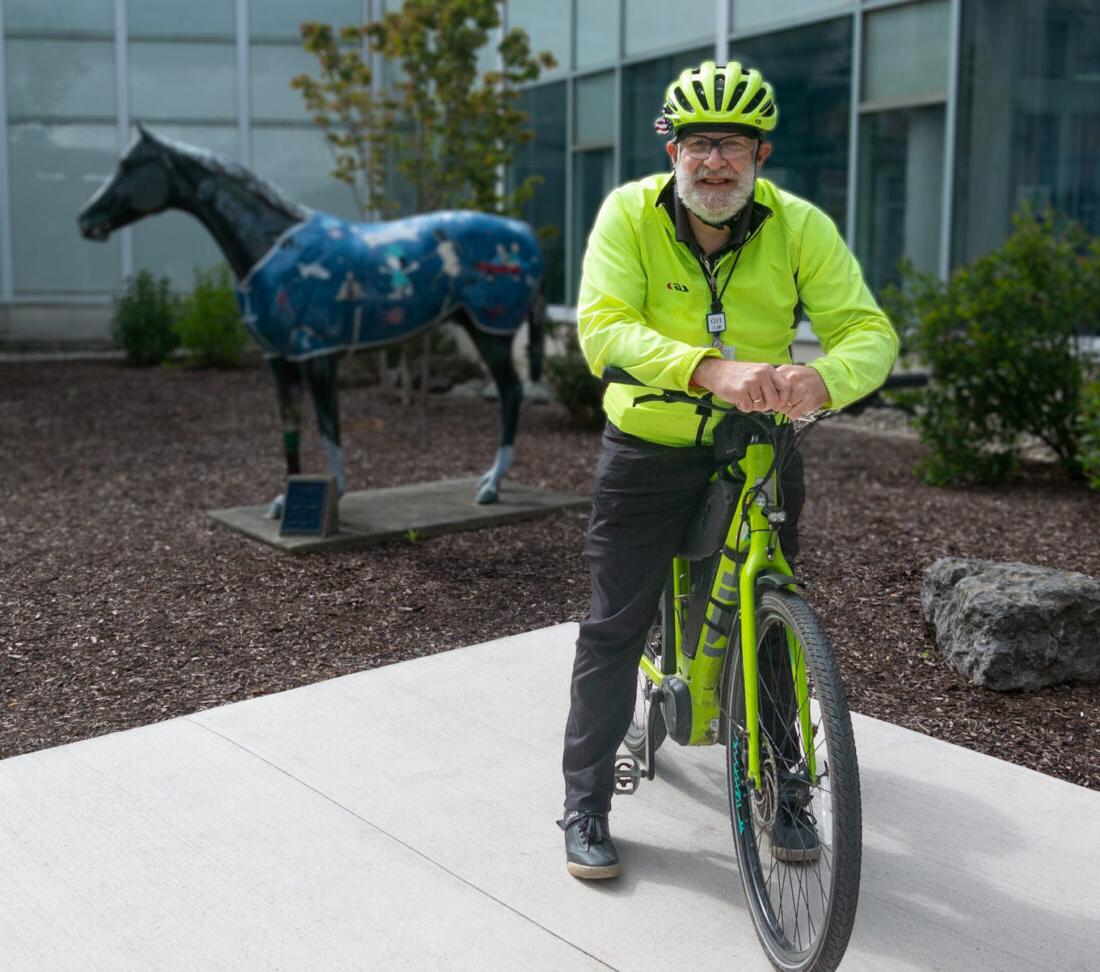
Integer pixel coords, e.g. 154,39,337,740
605,367,862,972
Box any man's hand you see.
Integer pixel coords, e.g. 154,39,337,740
774,364,830,419
691,358,790,413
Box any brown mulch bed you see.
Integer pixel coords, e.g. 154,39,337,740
2,360,1098,790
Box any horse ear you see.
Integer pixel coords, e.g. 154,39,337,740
137,121,153,142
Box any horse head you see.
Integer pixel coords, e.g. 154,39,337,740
78,124,174,242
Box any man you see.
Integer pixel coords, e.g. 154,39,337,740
559,60,898,879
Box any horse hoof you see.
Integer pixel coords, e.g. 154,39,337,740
266,495,285,519
475,483,499,504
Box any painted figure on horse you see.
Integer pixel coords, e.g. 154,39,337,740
78,125,545,511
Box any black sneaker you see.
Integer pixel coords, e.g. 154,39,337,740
558,810,620,880
771,792,821,863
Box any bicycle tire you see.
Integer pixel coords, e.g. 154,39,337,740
724,589,862,972
624,591,668,759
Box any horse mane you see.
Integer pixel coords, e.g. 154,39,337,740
156,133,310,221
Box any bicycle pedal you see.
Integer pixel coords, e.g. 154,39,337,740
613,753,642,795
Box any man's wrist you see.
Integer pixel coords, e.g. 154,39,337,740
690,356,723,389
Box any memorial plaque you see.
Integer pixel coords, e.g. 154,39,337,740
279,475,338,537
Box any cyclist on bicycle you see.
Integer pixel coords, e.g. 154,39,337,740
560,60,898,879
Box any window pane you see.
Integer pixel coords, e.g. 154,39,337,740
5,40,115,119
3,0,112,33
577,2,619,68
575,72,615,147
506,0,568,76
251,127,360,219
10,123,121,294
624,0,713,58
250,0,362,39
729,17,852,230
512,82,566,303
128,1,235,38
954,0,1100,265
857,106,944,290
732,0,851,33
131,126,240,290
621,46,712,181
251,44,319,122
862,0,949,103
130,42,237,121
572,148,616,300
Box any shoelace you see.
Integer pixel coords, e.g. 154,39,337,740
560,813,609,847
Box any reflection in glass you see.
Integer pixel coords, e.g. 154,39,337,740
577,3,619,68
10,123,121,293
512,82,566,302
250,0,362,39
3,0,112,34
251,127,359,220
129,42,237,121
572,148,615,300
575,73,615,147
624,0,712,57
251,44,319,122
5,40,115,119
954,0,1100,265
862,0,949,103
505,0,568,75
732,0,850,34
857,107,944,290
131,126,240,290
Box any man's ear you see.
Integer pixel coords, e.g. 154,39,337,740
665,140,678,166
756,141,773,167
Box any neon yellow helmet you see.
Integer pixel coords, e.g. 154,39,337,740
655,60,778,138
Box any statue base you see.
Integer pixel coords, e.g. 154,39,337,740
209,477,589,555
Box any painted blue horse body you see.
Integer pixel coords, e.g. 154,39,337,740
77,127,546,510
240,210,543,361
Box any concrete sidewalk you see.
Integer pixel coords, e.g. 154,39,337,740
2,623,1097,971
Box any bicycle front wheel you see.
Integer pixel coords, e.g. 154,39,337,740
724,589,862,972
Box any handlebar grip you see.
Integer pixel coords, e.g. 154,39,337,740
601,366,645,387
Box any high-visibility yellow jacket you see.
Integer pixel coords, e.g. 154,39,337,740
577,173,899,446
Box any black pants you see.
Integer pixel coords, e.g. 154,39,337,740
562,423,805,814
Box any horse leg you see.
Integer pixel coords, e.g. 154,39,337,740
470,329,521,504
267,356,304,518
523,282,553,403
302,352,348,497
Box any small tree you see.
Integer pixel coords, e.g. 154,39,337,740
112,269,178,366
175,265,249,368
884,207,1100,485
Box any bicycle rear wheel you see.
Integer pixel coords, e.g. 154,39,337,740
723,589,861,972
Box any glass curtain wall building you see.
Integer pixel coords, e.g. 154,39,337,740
507,0,1100,307
0,1,1097,343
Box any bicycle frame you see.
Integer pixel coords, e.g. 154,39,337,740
638,435,815,792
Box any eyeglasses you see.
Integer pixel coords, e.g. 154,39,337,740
678,135,757,161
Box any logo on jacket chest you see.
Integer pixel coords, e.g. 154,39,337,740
665,281,689,293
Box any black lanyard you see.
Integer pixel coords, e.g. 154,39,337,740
702,248,742,339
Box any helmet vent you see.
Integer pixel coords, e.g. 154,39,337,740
761,101,776,117
673,86,692,111
692,80,709,110
743,88,766,114
714,74,726,108
730,80,747,107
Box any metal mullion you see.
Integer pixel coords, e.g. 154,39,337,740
845,6,861,251
564,73,575,305
715,0,729,63
236,0,250,165
939,0,961,280
114,0,132,279
0,0,15,302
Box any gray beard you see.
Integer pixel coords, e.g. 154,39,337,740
675,155,755,225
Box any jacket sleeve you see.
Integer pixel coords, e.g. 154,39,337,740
797,206,899,409
576,189,720,391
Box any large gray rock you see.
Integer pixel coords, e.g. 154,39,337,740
921,557,1100,691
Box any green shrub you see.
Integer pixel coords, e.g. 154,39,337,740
175,265,248,368
1079,380,1100,491
545,328,604,429
112,269,178,366
886,207,1100,485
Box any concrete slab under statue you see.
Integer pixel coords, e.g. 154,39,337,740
209,478,588,554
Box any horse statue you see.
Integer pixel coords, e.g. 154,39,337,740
77,125,545,511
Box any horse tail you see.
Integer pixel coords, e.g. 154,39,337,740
526,278,546,384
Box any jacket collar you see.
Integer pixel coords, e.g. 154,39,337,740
656,173,771,261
